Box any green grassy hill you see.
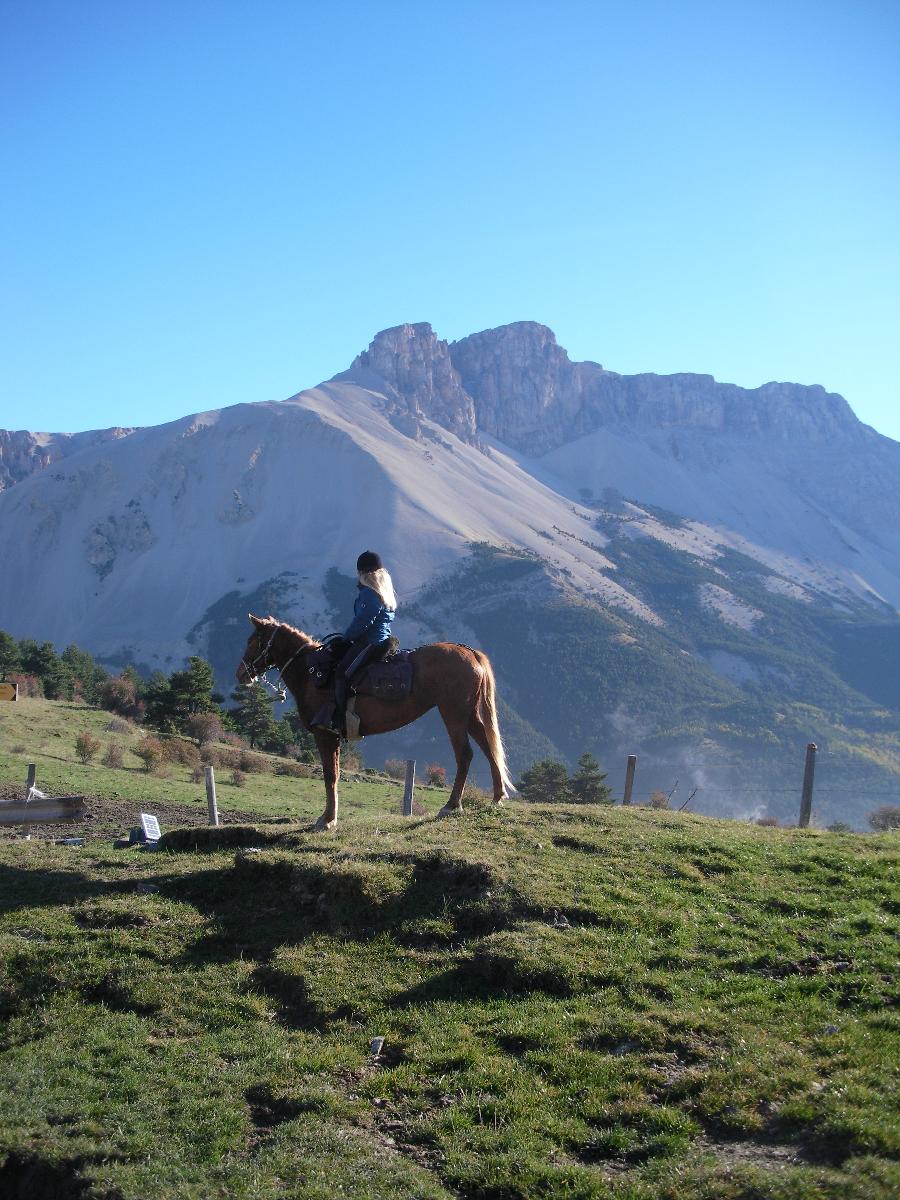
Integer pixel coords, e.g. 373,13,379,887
0,698,445,831
0,795,897,1198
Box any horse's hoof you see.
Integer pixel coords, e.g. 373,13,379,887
313,815,337,832
494,797,505,806
437,804,462,818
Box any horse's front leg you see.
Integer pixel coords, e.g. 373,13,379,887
313,731,340,830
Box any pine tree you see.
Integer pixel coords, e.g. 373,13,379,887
144,672,178,733
231,682,278,749
570,752,612,805
0,631,20,679
516,759,571,804
169,657,218,718
61,643,108,703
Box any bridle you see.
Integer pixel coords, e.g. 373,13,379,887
240,626,307,703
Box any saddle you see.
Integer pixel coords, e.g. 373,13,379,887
306,640,413,701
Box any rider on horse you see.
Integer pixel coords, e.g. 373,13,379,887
314,550,396,736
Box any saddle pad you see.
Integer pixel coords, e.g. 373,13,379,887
352,652,413,700
306,648,335,689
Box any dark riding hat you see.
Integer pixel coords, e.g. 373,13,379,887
357,550,383,574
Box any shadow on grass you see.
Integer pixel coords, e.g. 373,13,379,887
0,863,110,913
0,1151,127,1200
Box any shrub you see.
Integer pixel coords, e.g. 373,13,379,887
75,732,101,764
827,822,853,833
342,746,362,772
185,711,224,746
162,738,201,769
384,759,406,780
649,790,671,810
98,674,140,718
102,743,125,769
215,746,244,770
868,805,900,832
190,765,206,784
756,815,779,827
425,763,447,787
9,674,41,698
134,738,167,774
274,759,314,778
104,717,131,734
230,769,246,787
239,750,268,774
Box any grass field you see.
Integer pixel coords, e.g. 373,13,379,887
0,727,897,1200
0,698,445,830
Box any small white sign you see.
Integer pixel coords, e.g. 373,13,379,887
140,813,162,842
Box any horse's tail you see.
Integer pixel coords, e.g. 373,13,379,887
471,650,516,796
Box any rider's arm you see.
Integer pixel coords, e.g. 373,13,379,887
344,588,383,641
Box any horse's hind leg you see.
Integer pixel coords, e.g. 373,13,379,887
438,712,473,815
468,719,506,805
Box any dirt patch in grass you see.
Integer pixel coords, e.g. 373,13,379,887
696,1134,809,1170
0,783,260,841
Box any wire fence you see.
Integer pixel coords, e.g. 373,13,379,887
604,743,900,824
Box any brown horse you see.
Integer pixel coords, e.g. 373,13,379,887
236,614,514,829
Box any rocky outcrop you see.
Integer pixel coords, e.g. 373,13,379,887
334,320,867,457
449,322,602,453
341,323,477,442
0,427,136,492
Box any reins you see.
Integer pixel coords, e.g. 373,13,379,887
240,626,312,703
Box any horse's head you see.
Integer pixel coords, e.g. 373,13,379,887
236,614,280,685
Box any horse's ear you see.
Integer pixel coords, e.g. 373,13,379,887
249,613,264,628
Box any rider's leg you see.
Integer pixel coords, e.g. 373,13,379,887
330,641,375,735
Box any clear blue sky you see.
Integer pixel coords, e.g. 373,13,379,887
2,0,898,439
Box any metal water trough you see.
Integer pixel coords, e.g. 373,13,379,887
0,765,85,830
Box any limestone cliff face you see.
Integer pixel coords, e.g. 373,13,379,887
449,322,602,453
343,322,477,442
337,320,866,457
449,321,864,453
0,428,135,492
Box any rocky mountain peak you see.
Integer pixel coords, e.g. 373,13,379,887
449,322,598,453
344,322,476,442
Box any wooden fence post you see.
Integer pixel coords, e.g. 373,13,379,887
798,743,817,828
205,765,219,827
622,755,637,806
402,759,416,817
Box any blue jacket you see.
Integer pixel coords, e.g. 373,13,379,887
344,585,395,645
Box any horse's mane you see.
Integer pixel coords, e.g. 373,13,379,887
254,615,322,651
